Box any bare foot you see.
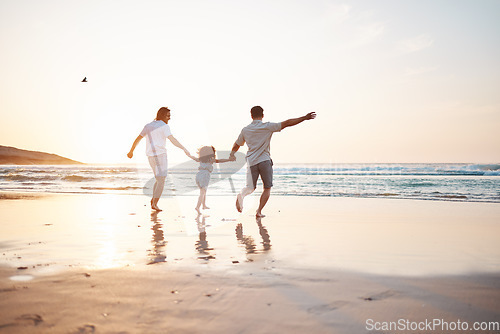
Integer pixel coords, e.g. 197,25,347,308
256,212,266,218
202,206,210,210
195,207,201,214
151,198,162,211
236,194,243,213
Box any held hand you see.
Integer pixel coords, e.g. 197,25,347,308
305,112,316,120
127,152,133,159
229,155,236,162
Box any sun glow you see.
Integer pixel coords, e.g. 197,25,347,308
1,1,499,163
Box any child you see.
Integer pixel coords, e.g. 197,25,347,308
190,146,232,213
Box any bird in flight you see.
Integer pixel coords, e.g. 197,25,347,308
81,77,87,82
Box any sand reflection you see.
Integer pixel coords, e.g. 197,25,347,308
195,214,215,260
235,217,271,256
147,212,167,265
94,220,121,269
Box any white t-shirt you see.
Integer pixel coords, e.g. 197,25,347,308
235,120,281,167
140,120,172,157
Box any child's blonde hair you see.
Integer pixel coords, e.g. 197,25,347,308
198,146,216,163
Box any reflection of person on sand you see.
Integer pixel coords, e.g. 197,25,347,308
256,217,271,251
127,107,191,211
229,106,316,217
235,217,271,254
148,211,167,265
188,146,233,213
195,213,215,260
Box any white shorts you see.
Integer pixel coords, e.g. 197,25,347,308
148,154,168,177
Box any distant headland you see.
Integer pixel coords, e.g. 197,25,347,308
0,145,83,165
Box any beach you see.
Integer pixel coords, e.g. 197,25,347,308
2,0,500,331
1,193,500,333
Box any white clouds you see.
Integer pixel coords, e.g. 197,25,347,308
397,34,434,54
351,21,386,47
324,3,352,24
319,3,386,49
397,35,437,79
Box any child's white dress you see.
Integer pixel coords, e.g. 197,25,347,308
196,162,213,189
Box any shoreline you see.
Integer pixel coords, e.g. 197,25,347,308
2,162,500,204
2,190,500,205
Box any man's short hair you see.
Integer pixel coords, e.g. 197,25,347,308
156,107,170,120
251,106,264,119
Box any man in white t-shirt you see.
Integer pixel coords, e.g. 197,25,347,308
128,107,191,211
229,106,316,217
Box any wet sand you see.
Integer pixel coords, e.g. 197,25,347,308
1,193,500,333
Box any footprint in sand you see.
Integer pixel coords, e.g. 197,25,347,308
307,301,349,314
362,289,398,301
16,314,44,326
74,324,96,334
0,314,43,330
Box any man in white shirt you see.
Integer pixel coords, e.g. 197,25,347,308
229,106,316,217
128,107,191,211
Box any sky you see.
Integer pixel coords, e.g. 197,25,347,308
1,0,499,164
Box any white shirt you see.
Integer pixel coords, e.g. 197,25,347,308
235,120,281,167
140,120,172,157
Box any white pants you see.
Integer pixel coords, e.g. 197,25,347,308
239,164,256,199
148,154,168,198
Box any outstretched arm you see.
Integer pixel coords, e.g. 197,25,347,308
127,135,143,158
215,158,233,163
281,112,316,130
168,135,191,157
229,143,240,161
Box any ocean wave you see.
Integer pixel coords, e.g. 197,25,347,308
80,186,142,191
3,163,499,177
433,194,468,200
62,175,97,182
272,191,485,202
404,181,435,187
80,168,139,174
1,174,59,181
483,171,500,176
273,163,500,176
2,163,499,203
469,164,500,171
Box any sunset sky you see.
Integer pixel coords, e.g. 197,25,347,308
1,0,499,164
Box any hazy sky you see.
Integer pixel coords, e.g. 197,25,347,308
1,0,499,164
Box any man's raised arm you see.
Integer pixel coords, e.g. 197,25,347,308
281,112,316,130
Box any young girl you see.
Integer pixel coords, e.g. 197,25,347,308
190,146,232,213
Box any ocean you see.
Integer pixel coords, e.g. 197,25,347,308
1,163,499,203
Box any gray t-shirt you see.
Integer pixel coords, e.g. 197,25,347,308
235,120,281,167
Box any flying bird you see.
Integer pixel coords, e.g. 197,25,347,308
81,77,87,82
